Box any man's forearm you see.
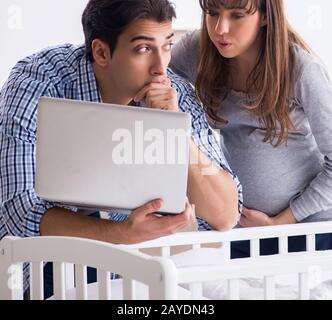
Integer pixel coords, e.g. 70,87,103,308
40,208,128,244
187,141,239,231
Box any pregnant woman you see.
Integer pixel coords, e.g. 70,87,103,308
170,0,332,256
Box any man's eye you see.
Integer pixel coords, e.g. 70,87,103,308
136,46,150,53
165,43,174,51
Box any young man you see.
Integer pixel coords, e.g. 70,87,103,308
0,0,242,294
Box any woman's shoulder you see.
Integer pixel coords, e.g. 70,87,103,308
291,44,332,106
291,44,329,82
170,30,201,84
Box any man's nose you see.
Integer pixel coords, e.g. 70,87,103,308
151,52,168,76
215,16,230,35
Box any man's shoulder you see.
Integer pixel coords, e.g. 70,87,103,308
167,68,195,95
10,44,86,85
167,68,205,119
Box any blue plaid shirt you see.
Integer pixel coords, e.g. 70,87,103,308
0,44,242,290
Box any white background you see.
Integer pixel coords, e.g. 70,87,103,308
0,0,331,86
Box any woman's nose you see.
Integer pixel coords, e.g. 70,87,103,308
215,16,230,35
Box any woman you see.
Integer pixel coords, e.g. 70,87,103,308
170,0,332,255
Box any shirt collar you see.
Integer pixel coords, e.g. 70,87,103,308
76,54,102,103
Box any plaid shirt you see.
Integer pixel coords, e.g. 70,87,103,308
0,44,242,290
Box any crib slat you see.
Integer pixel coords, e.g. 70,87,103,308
75,265,88,300
53,262,66,300
161,246,170,257
306,235,315,252
98,270,111,300
30,262,44,300
299,272,310,300
227,279,239,300
264,276,275,300
250,239,260,258
189,282,203,299
222,241,231,260
278,237,288,255
64,263,75,290
123,278,136,300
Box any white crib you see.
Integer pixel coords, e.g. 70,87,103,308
0,236,179,300
1,221,332,300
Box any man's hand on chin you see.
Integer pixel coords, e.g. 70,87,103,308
134,76,179,112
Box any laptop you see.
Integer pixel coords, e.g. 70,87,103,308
35,97,191,214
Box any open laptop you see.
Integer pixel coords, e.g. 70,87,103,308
35,97,191,214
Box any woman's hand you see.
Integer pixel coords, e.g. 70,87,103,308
239,207,274,227
239,207,297,227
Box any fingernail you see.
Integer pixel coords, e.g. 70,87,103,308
154,199,163,208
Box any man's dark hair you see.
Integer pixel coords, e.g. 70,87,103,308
82,0,176,62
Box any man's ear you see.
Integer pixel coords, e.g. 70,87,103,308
91,39,111,67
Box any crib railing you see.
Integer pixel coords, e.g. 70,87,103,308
175,250,332,300
0,236,178,300
118,221,332,300
119,221,332,256
2,221,332,300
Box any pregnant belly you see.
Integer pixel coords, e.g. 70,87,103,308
224,135,322,216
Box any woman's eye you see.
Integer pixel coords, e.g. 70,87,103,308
207,11,218,17
232,13,245,19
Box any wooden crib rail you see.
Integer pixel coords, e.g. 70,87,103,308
176,250,332,300
118,221,332,250
117,221,332,301
0,236,178,300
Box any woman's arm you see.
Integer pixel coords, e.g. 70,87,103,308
289,59,332,222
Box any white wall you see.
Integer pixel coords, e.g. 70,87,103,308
1,0,332,86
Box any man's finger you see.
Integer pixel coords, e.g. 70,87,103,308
134,83,168,102
162,201,192,231
134,86,150,103
132,199,163,217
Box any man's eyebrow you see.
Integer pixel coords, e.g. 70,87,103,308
130,33,174,43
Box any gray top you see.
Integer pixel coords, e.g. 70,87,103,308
170,30,332,223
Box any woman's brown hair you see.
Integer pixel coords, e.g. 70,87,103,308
196,0,311,146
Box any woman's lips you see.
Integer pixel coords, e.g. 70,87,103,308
218,41,232,49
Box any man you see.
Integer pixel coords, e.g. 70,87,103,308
0,0,242,295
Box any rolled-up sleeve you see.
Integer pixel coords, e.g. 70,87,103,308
169,70,243,230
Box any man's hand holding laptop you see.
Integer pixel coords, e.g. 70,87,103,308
123,199,194,244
